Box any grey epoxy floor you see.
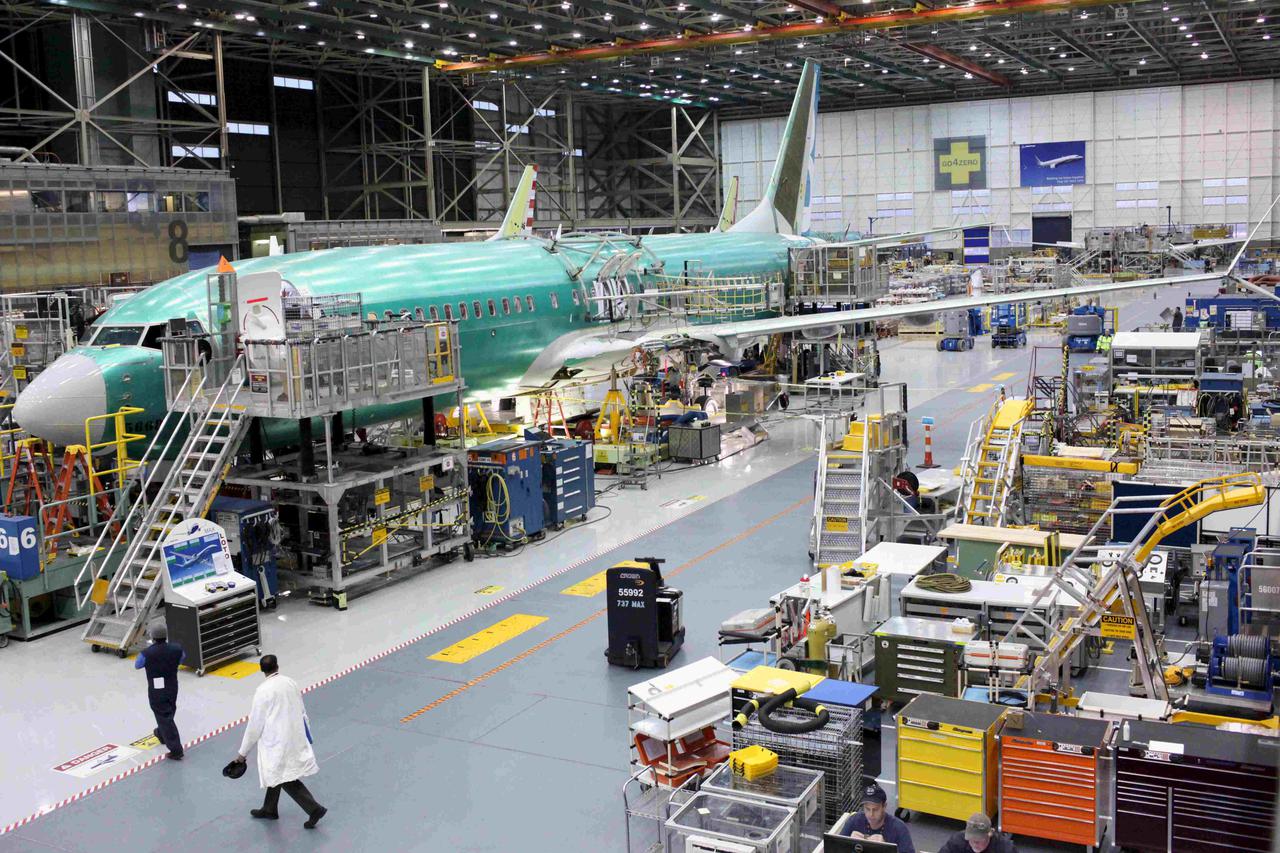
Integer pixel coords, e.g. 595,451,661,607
1,283,1221,852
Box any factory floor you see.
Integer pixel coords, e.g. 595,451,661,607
0,281,1221,852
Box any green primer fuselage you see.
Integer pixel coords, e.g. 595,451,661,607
77,232,806,442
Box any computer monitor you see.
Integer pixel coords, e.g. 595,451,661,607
821,834,898,853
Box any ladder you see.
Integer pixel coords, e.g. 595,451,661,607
4,439,54,516
812,418,871,569
42,446,114,561
78,355,251,654
959,398,1032,526
1003,473,1265,703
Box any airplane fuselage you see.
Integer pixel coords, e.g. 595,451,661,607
15,232,810,446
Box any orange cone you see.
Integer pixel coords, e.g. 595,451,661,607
216,256,236,274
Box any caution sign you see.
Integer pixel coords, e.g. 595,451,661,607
374,488,390,506
53,743,139,778
1100,614,1136,640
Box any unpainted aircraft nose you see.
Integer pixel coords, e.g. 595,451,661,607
12,353,109,446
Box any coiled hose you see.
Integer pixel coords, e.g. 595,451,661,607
734,688,830,734
915,572,973,594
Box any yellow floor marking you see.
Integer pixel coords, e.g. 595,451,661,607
474,584,504,595
428,614,548,664
967,383,995,393
207,660,262,679
561,570,608,597
992,371,1017,381
402,497,809,723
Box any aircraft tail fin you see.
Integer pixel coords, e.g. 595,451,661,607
729,60,820,235
488,165,538,241
715,176,740,232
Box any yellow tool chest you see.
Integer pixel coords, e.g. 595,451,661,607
897,694,1006,822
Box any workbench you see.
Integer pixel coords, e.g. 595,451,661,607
900,576,1064,644
872,615,974,704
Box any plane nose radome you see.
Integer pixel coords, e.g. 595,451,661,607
12,353,109,446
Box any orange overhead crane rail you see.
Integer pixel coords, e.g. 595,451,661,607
439,0,1147,74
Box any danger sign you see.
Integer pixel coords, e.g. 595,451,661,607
1100,614,1136,640
53,743,139,778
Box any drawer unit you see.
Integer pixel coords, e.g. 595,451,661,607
873,616,972,704
1114,719,1279,852
897,694,1006,823
900,577,1061,645
999,713,1113,847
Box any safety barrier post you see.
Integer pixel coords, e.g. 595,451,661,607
919,416,939,469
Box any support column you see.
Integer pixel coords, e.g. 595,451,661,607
249,419,265,466
70,14,98,165
422,397,436,446
214,32,229,163
422,66,437,221
299,417,314,478
330,411,343,452
268,62,283,213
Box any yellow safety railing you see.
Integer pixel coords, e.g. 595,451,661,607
82,406,145,495
0,402,23,482
428,324,456,384
1134,473,1265,563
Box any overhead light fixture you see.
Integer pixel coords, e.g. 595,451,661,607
297,23,307,29
176,2,186,7
1178,24,1187,30
743,23,752,31
1264,33,1272,39
639,21,649,29
356,32,364,39
365,47,374,53
1067,66,1074,71
1003,20,1010,27
1139,58,1147,64
404,39,413,47
1079,11,1088,18
700,77,708,82
488,12,497,19
997,58,1005,63
1258,16,1267,22
969,44,976,50
603,12,612,20
369,12,376,17
509,39,517,45
572,30,581,37
561,1,570,7
256,29,265,35
1200,51,1209,58
710,12,721,20
1020,67,1028,74
317,40,325,45
1106,31,1113,36
307,0,317,5
133,10,144,16
1059,52,1066,57
983,52,990,57
964,72,973,78
1171,16,1179,21
534,23,542,29
1192,40,1200,45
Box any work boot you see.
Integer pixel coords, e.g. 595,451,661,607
304,807,328,829
250,809,279,820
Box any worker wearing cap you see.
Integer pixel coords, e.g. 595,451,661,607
838,783,915,852
939,813,1018,853
135,622,185,760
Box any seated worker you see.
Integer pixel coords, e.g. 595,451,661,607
838,783,915,852
938,813,1018,853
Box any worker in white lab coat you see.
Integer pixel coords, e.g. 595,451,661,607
230,655,328,828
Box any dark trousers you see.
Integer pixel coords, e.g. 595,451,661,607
262,779,322,816
149,693,183,756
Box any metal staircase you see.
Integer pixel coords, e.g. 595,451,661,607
959,398,1032,526
812,419,871,569
78,355,251,654
1003,473,1265,703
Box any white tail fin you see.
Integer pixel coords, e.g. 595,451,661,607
715,175,740,232
730,60,820,236
488,165,538,241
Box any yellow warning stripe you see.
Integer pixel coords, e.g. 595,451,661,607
967,383,995,393
991,371,1017,381
400,497,809,723
561,570,608,597
428,614,548,664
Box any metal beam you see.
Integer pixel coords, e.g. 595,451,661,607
1125,19,1178,68
1199,1,1243,70
977,35,1064,81
441,0,1153,73
902,43,1012,87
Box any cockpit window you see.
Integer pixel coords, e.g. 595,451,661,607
141,325,165,350
89,325,144,346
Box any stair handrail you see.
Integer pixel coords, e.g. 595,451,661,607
958,399,1000,524
810,416,835,569
993,414,1029,526
74,368,213,609
104,354,247,623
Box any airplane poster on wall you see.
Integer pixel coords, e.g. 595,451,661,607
1020,141,1086,187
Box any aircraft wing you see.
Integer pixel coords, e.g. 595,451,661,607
1169,237,1247,252
692,272,1221,345
836,222,992,248
540,271,1222,383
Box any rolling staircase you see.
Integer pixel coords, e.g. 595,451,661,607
78,356,251,654
959,398,1033,526
1003,473,1265,702
812,420,871,569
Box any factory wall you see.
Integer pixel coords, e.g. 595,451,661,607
722,79,1280,244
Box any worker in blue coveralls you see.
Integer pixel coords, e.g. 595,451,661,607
839,783,915,852
135,622,185,760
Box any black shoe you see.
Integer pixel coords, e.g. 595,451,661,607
304,807,327,829
167,752,184,761
250,809,279,820
153,728,160,739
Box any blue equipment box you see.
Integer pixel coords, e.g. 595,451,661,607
532,435,595,527
209,496,279,605
0,514,40,580
468,438,545,544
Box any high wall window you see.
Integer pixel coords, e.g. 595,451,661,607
227,122,269,136
1115,181,1158,192
875,191,912,218
273,75,314,91
168,90,216,106
1116,199,1158,209
172,144,220,159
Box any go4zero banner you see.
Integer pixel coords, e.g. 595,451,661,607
934,136,987,190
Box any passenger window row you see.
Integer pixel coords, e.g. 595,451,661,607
423,290,581,323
